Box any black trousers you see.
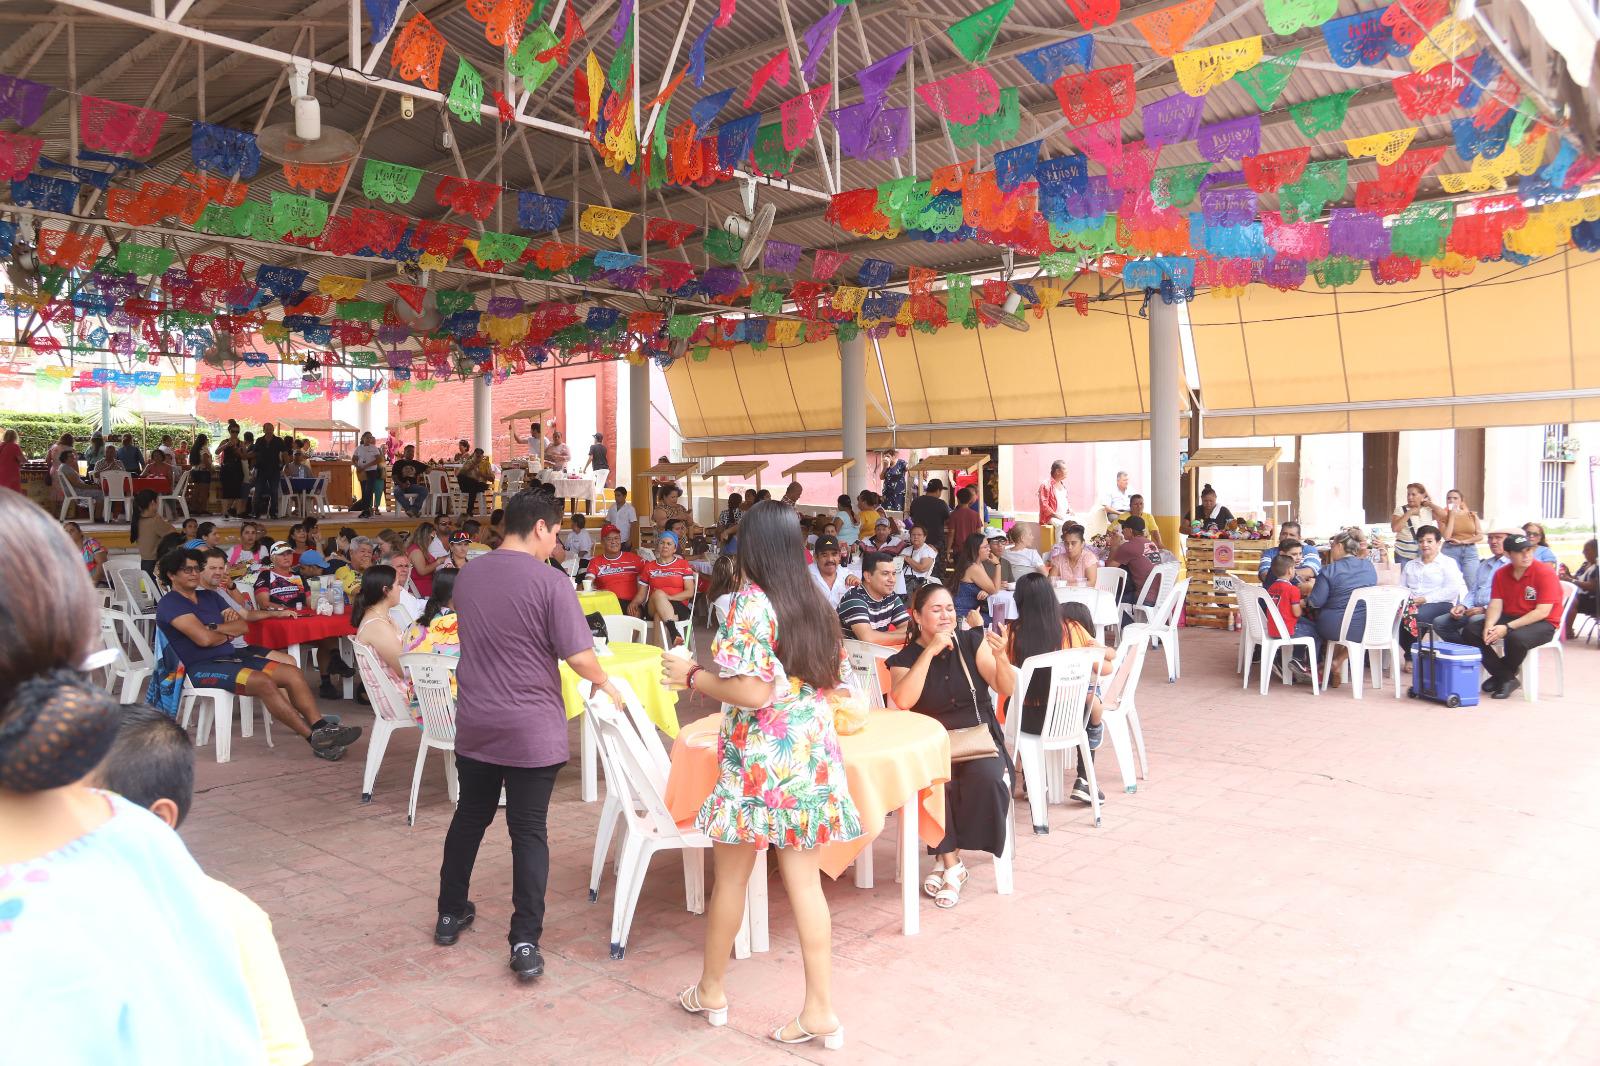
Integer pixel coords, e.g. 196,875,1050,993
438,754,564,947
458,476,489,515
1461,617,1557,683
253,472,279,517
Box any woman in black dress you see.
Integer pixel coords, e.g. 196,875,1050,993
887,583,1015,909
217,421,247,519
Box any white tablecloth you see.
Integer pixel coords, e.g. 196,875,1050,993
543,475,595,504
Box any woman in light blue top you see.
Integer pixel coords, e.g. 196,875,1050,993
1522,522,1560,567
1307,529,1380,666
0,492,264,1063
833,494,860,545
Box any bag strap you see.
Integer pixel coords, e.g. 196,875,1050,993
950,634,985,728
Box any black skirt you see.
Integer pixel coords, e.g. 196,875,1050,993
220,462,244,498
931,753,1010,857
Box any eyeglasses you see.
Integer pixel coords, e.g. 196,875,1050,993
179,564,201,573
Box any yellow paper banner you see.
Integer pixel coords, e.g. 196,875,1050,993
1171,36,1262,96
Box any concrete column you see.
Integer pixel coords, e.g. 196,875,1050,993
472,374,491,456
1148,296,1182,549
840,333,867,498
99,385,112,438
629,358,650,548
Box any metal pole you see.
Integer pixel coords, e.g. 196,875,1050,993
840,333,867,499
1149,295,1182,550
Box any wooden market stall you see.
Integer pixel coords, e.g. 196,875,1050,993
1181,446,1282,629
395,417,428,451
780,457,855,514
501,408,550,466
906,453,988,501
705,460,768,514
281,418,361,509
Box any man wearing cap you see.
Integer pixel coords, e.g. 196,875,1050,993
1038,459,1074,542
1460,531,1563,699
810,534,860,609
907,478,952,554
585,524,644,611
1111,515,1162,605
254,541,353,700
1432,527,1514,645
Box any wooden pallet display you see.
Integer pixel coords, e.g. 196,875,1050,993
1184,539,1265,629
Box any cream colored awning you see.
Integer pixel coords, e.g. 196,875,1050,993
666,251,1600,456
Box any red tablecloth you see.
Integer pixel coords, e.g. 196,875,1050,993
246,610,355,650
131,476,170,495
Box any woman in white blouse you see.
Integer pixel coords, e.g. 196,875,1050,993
1400,524,1467,660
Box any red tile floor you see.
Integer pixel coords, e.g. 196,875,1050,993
182,628,1600,1064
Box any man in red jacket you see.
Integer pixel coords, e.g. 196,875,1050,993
1461,532,1563,699
584,525,643,613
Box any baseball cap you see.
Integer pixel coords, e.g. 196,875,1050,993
269,540,294,556
449,531,472,545
983,526,1007,540
814,534,841,554
601,523,621,537
1121,514,1146,533
1501,533,1532,553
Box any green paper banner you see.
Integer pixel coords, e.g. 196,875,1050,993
1288,89,1358,138
1234,47,1301,112
948,87,1019,149
946,0,1014,64
448,57,485,124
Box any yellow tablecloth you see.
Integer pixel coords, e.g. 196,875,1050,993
558,642,680,737
577,589,623,616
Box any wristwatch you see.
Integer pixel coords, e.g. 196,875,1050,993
205,622,219,631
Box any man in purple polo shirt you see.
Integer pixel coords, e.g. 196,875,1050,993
434,489,622,982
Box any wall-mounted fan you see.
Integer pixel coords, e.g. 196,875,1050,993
257,59,360,166
389,270,442,332
4,219,39,293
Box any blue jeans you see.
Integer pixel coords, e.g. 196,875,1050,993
396,484,427,515
356,475,383,514
1442,542,1480,590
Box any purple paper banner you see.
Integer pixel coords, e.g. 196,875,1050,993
1199,187,1258,226
1328,208,1389,259
857,46,912,108
1198,115,1261,162
762,239,804,273
1141,92,1204,148
801,6,846,81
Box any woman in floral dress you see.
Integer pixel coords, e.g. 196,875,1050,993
662,500,859,1052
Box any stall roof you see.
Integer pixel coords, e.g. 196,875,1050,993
782,458,855,478
282,419,360,433
910,455,991,474
705,460,769,477
502,410,550,423
1187,448,1282,468
642,462,700,478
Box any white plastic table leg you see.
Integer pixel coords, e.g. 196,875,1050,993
747,850,769,953
580,710,598,802
899,797,919,936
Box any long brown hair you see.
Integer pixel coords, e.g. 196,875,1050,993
0,492,98,704
735,501,841,689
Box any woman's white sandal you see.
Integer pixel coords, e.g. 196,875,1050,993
771,1017,845,1050
933,862,968,909
921,868,946,898
679,985,727,1028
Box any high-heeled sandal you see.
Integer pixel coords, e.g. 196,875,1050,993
921,867,946,898
771,1017,845,1050
678,985,727,1028
934,862,968,909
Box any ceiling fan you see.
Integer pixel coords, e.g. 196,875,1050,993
722,177,776,271
973,251,1030,332
257,59,360,166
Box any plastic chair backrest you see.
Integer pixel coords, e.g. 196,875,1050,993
1094,566,1126,603
103,470,132,499
1339,586,1409,646
504,468,525,493
604,615,649,643
426,470,449,494
350,638,414,725
1554,581,1578,645
1103,626,1150,711
1139,561,1179,610
1236,584,1286,643
1152,577,1190,630
103,607,155,668
401,652,458,743
169,469,189,496
583,677,671,783
842,638,888,707
104,554,143,575
587,695,684,841
1012,648,1097,744
390,602,420,629
1057,586,1106,618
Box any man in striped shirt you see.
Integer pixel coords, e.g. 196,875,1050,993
837,551,908,648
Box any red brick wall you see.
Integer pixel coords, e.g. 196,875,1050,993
386,362,619,462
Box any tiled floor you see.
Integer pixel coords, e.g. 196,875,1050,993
182,628,1600,1064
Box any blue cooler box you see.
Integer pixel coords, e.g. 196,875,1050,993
1408,638,1482,707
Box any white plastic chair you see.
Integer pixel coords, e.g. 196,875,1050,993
603,615,649,644
585,691,713,960
99,608,155,703
352,638,421,803
400,652,460,826
1120,561,1178,627
180,678,267,764
111,568,161,643
1094,566,1126,606
501,466,526,503
1010,648,1103,831
58,470,99,522
158,469,191,520
1056,586,1110,643
1521,581,1577,701
1102,623,1153,793
424,470,453,517
1319,585,1408,699
843,637,891,708
1237,585,1321,695
1141,577,1190,682
101,470,133,523
583,678,676,903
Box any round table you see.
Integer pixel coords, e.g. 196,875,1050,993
559,642,680,802
245,610,357,697
577,589,623,616
663,709,950,936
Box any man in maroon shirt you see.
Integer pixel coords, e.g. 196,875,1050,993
946,485,983,554
436,490,622,981
1461,531,1563,699
1111,515,1162,605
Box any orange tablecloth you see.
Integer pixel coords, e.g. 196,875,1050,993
128,476,170,495
245,609,355,650
663,709,950,880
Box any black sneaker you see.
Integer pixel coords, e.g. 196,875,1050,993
319,680,341,700
510,942,544,980
1492,678,1521,700
1070,777,1105,803
434,902,475,945
309,724,363,751
310,743,347,762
